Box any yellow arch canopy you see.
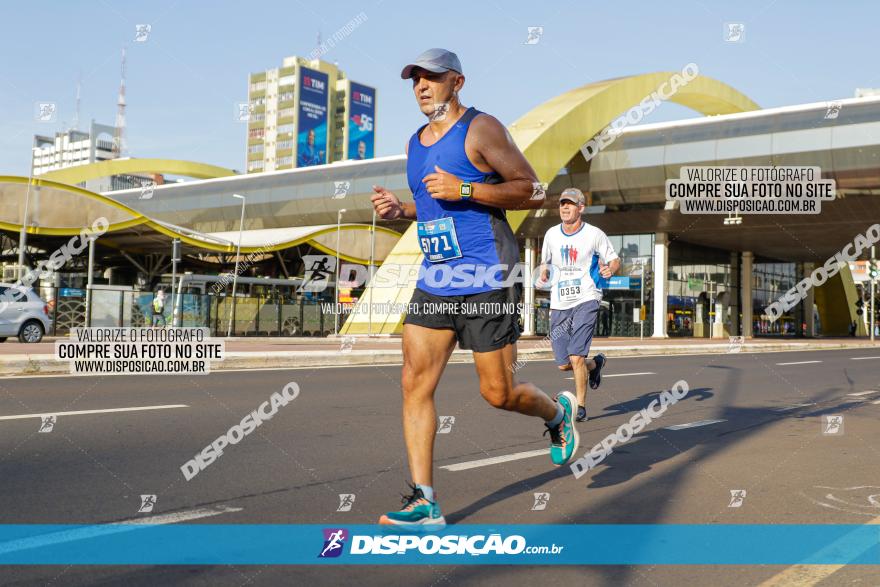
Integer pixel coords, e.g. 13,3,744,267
41,158,236,185
342,71,760,335
0,176,399,264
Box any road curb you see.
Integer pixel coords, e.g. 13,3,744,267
0,341,875,376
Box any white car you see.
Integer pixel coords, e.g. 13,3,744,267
0,284,52,343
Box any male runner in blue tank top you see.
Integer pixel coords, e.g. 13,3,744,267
370,48,578,528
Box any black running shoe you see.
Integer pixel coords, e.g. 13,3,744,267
576,405,587,422
589,353,606,390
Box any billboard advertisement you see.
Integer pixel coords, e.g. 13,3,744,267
296,66,329,168
347,81,375,160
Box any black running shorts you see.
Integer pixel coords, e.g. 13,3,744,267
403,286,522,352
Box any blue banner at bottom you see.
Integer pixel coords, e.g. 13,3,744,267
0,524,878,565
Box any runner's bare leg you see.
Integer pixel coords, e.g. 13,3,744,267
401,324,457,488
473,343,558,419
569,355,595,408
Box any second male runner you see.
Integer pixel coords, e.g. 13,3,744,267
539,188,620,422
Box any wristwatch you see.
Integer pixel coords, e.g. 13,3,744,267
459,182,473,200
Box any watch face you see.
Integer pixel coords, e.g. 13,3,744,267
461,183,472,197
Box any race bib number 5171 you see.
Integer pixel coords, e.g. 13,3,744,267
417,218,463,262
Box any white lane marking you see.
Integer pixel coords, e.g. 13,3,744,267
756,513,880,586
565,371,655,380
775,360,822,366
1,348,868,379
0,505,242,556
773,403,816,412
440,449,549,472
0,404,188,421
847,390,880,397
663,419,726,431
851,356,880,360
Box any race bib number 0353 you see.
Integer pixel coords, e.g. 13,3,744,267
417,217,463,262
558,279,582,302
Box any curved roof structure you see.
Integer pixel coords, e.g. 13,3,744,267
40,158,237,184
0,175,400,264
104,155,409,232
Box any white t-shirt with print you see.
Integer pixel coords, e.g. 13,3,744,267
540,222,619,310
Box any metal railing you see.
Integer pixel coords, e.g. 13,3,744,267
45,286,345,337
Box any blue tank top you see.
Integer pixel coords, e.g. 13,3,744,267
407,107,519,296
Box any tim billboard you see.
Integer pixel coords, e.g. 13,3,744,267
296,67,329,168
347,82,375,160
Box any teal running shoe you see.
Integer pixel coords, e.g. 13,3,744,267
544,391,579,466
379,483,446,529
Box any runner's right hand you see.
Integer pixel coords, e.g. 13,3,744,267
535,266,550,289
371,185,403,220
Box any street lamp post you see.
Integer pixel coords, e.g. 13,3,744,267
226,194,246,337
872,245,876,342
170,239,180,327
639,262,645,341
334,208,346,335
368,209,376,336
18,138,37,281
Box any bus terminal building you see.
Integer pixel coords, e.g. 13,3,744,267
2,72,878,339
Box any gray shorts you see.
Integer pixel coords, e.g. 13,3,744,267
549,299,600,366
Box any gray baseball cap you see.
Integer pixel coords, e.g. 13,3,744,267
400,48,463,79
559,187,586,206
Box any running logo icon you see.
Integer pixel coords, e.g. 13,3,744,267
38,415,56,433
36,102,57,122
429,102,449,122
140,180,156,200
531,492,550,511
560,245,579,266
236,102,254,123
822,415,844,435
318,528,348,558
530,181,547,201
524,26,544,45
437,416,455,434
134,24,151,42
138,494,157,513
333,181,351,200
724,22,745,43
728,489,747,508
824,101,842,120
300,255,336,292
727,336,744,353
337,494,356,512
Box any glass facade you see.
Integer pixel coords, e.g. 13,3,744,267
752,262,800,336
667,244,735,338
532,232,816,339
603,233,654,337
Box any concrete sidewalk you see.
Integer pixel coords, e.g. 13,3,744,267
0,334,877,376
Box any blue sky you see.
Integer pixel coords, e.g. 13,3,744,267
2,0,877,175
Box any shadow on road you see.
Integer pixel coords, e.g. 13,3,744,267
444,360,863,586
589,387,714,422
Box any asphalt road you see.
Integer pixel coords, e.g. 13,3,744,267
1,347,880,586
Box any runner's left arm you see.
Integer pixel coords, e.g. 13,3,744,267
597,232,621,278
422,114,544,210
